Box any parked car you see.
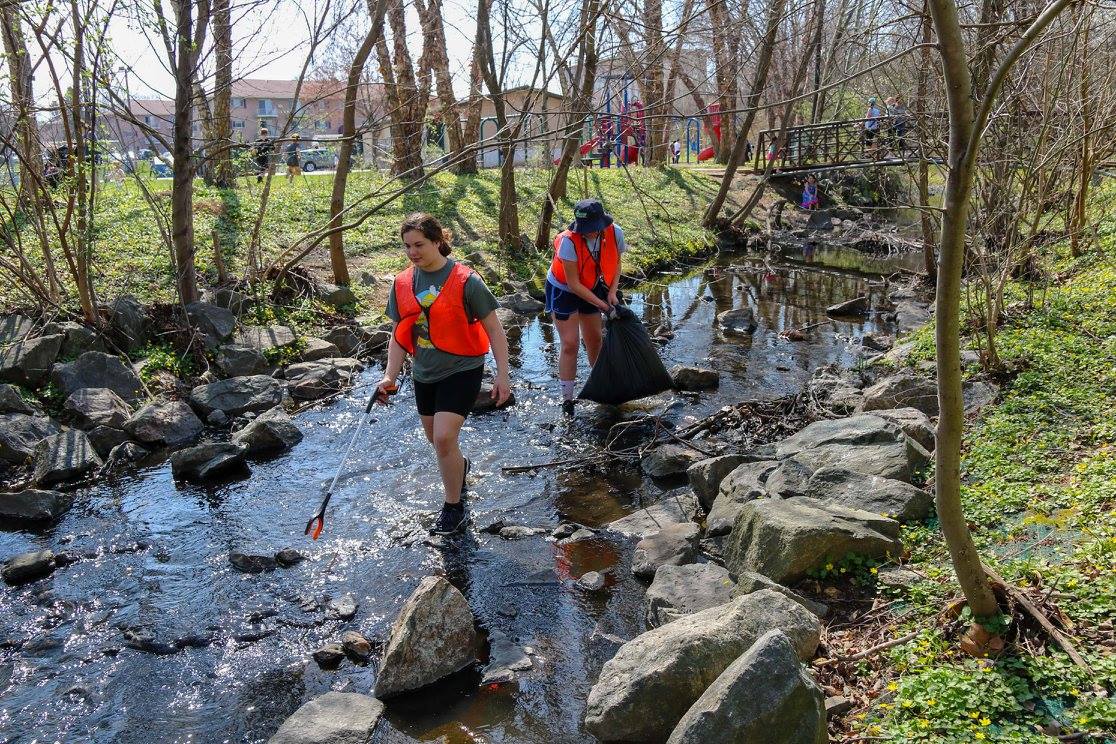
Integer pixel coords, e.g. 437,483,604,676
151,162,172,178
299,148,337,172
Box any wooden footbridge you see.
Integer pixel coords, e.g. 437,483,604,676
750,116,944,175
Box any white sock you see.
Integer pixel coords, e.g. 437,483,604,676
559,379,576,401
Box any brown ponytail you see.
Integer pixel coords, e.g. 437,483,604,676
400,212,453,256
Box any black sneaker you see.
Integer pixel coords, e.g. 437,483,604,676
561,400,576,417
430,502,467,535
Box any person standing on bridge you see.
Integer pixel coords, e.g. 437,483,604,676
863,97,883,159
889,95,910,153
377,213,512,535
545,198,626,417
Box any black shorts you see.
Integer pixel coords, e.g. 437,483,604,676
413,366,484,418
545,281,611,321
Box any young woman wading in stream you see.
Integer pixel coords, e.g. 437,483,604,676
546,198,626,416
377,213,512,535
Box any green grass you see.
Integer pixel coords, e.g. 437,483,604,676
3,166,736,314
849,184,1116,742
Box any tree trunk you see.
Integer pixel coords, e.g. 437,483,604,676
68,1,98,323
706,0,736,163
641,0,665,164
535,0,599,253
916,2,936,282
374,0,429,179
926,0,1072,620
702,0,787,226
417,0,467,173
457,56,483,176
0,6,59,299
328,0,388,286
476,0,520,251
212,0,234,188
171,0,203,305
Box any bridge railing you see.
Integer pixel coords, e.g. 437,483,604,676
753,114,944,173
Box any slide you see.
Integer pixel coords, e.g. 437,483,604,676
697,146,716,162
556,137,601,165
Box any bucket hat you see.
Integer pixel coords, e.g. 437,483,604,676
569,198,614,234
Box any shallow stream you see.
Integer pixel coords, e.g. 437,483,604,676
0,243,919,743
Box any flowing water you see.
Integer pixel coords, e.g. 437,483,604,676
0,245,919,744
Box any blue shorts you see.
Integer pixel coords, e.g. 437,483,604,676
545,280,608,321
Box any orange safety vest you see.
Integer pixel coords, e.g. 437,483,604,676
392,262,490,357
549,225,620,289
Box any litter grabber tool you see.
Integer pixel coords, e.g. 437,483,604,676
304,379,399,540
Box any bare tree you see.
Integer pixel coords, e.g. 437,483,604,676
927,0,1072,621
328,0,388,285
374,0,430,179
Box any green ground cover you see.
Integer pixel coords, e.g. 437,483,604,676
851,184,1116,742
4,166,734,314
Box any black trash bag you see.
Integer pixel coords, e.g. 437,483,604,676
578,305,673,405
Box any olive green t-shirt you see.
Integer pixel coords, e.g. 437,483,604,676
386,259,499,383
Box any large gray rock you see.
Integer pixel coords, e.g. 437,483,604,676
645,563,736,628
764,458,815,499
232,407,303,454
321,326,360,357
632,523,701,580
583,590,821,742
54,321,107,358
893,300,930,334
670,365,720,391
0,414,59,464
284,358,363,401
0,315,35,345
717,307,757,335
774,414,928,483
267,691,384,744
707,461,779,536
498,292,544,314
732,572,829,618
0,383,35,414
724,497,902,584
871,407,935,451
233,325,297,354
189,375,282,418
806,467,933,523
62,387,131,430
826,295,868,316
298,338,341,363
666,630,826,744
106,295,150,351
169,443,247,481
374,576,478,699
205,287,249,314
186,302,236,348
0,334,63,387
0,489,68,522
964,380,998,417
51,352,144,403
87,426,130,459
125,399,204,446
313,283,357,308
33,430,102,485
2,549,56,585
215,344,270,378
806,367,864,416
859,371,939,417
642,444,704,478
607,489,700,539
688,454,754,511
